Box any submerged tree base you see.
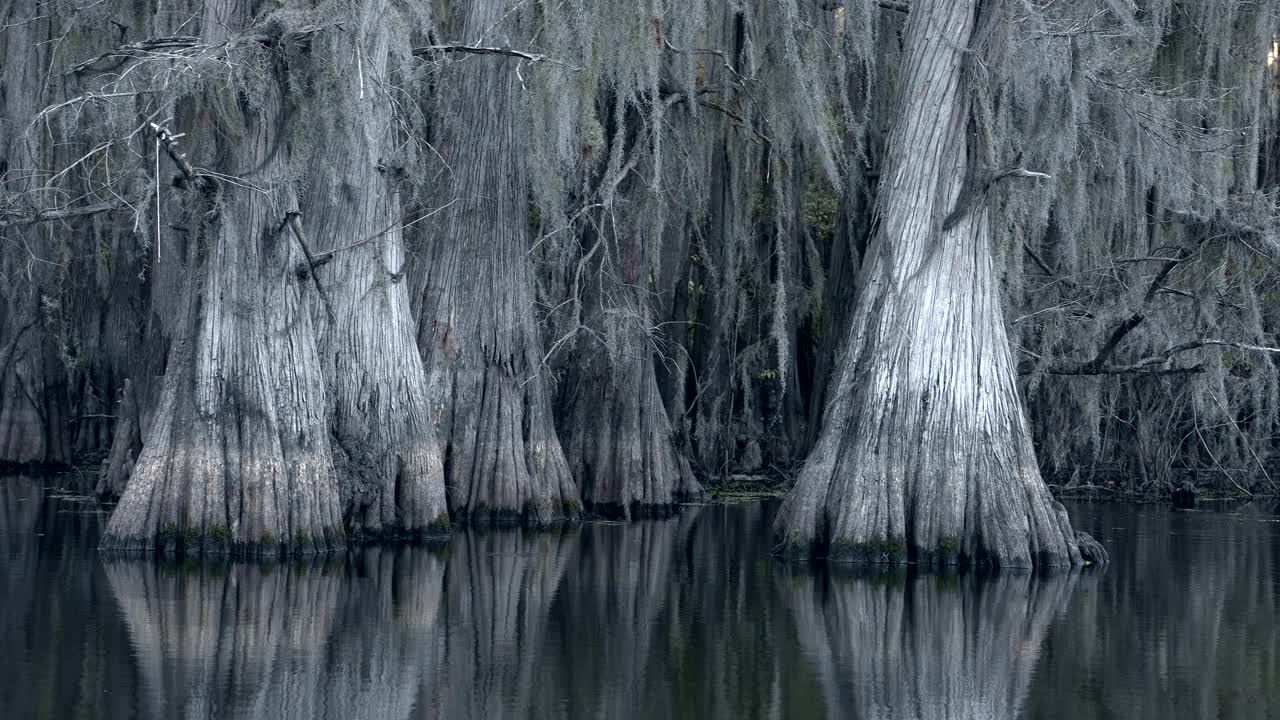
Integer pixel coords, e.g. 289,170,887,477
583,494,703,521
1074,530,1110,566
449,497,584,530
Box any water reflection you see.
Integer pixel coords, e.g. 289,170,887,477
436,529,576,719
787,568,1081,719
106,548,445,720
1025,502,1280,719
0,475,133,720
2,476,1278,719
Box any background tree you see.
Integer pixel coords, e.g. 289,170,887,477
294,0,450,538
1011,1,1280,500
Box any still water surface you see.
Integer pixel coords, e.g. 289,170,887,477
1,474,1277,719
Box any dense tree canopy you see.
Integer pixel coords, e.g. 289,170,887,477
2,0,1278,562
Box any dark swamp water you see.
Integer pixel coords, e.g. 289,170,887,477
2,474,1278,719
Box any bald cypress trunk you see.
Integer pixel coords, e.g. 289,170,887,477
96,377,146,499
557,327,703,517
774,0,1099,568
556,223,703,517
415,0,579,525
101,3,343,555
301,1,449,538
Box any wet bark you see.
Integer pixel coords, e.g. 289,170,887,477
302,1,449,538
100,3,343,555
774,0,1096,567
415,0,579,525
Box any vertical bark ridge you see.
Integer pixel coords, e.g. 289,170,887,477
416,0,579,526
774,0,1091,568
303,0,449,539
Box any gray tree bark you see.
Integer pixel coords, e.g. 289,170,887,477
415,0,579,525
774,0,1098,567
301,0,450,538
101,2,343,555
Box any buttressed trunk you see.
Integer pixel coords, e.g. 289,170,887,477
416,0,579,525
558,334,704,516
302,0,449,538
774,0,1100,567
101,3,343,555
557,222,703,517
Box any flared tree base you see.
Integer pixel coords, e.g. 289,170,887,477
433,363,582,527
773,439,1103,569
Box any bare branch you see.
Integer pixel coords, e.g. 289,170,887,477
1078,247,1188,373
413,43,544,61
282,212,336,321
824,0,909,11
67,35,200,75
0,200,128,228
1043,362,1205,377
1043,338,1280,376
411,44,580,71
944,166,1051,230
993,167,1052,182
698,100,771,145
307,198,458,267
150,122,207,188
